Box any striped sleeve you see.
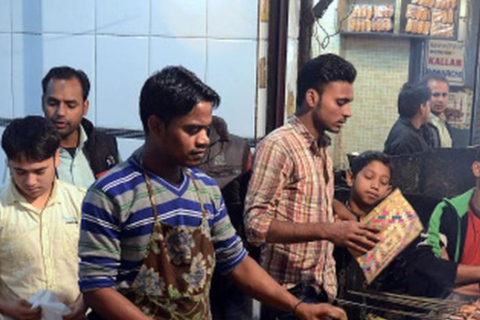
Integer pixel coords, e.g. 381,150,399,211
210,195,247,274
78,186,122,291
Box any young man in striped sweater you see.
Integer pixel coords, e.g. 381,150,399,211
78,66,346,320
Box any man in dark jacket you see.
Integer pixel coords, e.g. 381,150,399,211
42,66,120,188
198,116,254,320
384,82,432,156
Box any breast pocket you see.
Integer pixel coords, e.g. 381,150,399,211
61,218,80,257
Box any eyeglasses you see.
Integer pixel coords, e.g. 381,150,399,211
432,93,448,98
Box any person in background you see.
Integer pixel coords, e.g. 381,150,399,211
334,151,396,320
0,116,87,320
198,115,254,320
412,150,480,300
420,74,453,148
42,66,120,188
384,82,431,156
244,53,380,320
78,66,347,320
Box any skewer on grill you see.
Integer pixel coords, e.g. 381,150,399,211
335,298,434,318
348,290,465,311
338,290,480,319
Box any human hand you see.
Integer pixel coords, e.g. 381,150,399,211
1,299,41,320
328,221,380,253
295,302,347,320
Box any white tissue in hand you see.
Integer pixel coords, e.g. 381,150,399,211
27,290,71,320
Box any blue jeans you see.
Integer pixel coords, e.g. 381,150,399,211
260,283,329,320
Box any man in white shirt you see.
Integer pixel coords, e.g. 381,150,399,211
421,75,453,148
0,116,86,320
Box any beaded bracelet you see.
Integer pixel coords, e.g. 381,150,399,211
292,300,304,315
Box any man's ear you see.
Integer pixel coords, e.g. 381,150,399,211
148,115,165,136
82,100,90,116
346,170,354,187
420,101,430,116
304,88,320,109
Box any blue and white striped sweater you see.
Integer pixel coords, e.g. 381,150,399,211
79,154,246,292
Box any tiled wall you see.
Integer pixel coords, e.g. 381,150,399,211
312,0,411,168
0,0,260,165
338,36,411,166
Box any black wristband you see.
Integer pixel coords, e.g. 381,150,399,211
292,300,304,315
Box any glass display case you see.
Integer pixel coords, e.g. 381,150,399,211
337,0,459,39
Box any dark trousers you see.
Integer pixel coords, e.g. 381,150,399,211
210,271,253,320
260,283,328,320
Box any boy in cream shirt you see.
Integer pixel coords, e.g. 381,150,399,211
0,116,86,320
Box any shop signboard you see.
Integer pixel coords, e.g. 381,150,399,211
425,39,465,85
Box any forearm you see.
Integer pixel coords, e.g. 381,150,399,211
333,199,356,221
84,288,151,320
455,264,480,286
229,256,299,313
266,220,331,243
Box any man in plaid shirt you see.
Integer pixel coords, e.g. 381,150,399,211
244,54,380,320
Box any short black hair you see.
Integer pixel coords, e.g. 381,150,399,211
296,53,357,110
139,66,220,134
419,74,449,87
2,116,60,162
42,66,90,101
350,150,391,178
397,82,431,119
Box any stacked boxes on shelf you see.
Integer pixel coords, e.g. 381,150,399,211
404,0,457,37
348,4,395,33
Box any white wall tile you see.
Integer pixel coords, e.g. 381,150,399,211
42,34,96,121
284,39,298,119
256,88,267,138
11,34,43,117
149,37,206,80
96,0,149,36
11,1,41,33
150,0,207,37
0,0,11,33
206,39,257,138
42,0,94,34
96,36,148,130
288,0,300,39
0,35,13,118
117,138,144,160
207,0,258,39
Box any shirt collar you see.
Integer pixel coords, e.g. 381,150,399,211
78,124,88,149
289,115,331,155
430,112,447,124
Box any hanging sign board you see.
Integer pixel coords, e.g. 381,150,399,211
425,40,465,85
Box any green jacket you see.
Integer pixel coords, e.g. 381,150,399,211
427,188,474,262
